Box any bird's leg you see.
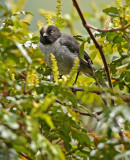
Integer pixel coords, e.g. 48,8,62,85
72,71,79,95
73,71,80,85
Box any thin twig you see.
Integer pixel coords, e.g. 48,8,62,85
72,0,114,99
87,24,130,33
41,122,43,134
55,138,62,144
70,87,105,94
19,152,33,160
71,107,102,121
56,99,102,120
56,99,62,105
66,145,84,156
17,73,26,80
114,116,127,143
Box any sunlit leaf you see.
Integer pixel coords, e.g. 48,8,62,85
14,10,34,16
14,40,32,64
79,41,86,59
103,7,120,17
113,35,123,43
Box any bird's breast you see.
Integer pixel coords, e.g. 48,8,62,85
39,41,59,66
38,40,78,75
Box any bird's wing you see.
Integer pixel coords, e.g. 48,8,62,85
59,33,80,54
84,51,93,64
59,33,92,64
59,33,94,76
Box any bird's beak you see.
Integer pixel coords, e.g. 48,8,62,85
43,33,48,37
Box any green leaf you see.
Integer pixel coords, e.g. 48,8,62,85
113,35,123,43
55,17,66,29
124,71,130,82
36,67,44,74
78,104,93,117
31,94,56,117
14,40,32,64
106,32,118,41
101,32,108,37
79,41,86,59
14,10,34,16
8,53,20,63
90,50,97,60
74,35,85,42
119,81,124,90
72,130,90,145
63,141,71,151
40,114,55,129
31,36,40,41
103,7,120,17
78,132,90,145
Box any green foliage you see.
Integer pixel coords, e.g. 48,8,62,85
0,0,130,160
125,0,130,6
103,7,120,17
79,41,86,59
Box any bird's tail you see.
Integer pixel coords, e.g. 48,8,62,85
80,59,108,87
79,59,94,77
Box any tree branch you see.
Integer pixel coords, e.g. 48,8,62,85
72,0,113,95
19,152,33,160
56,99,102,121
71,107,102,121
87,24,130,33
55,138,62,144
72,0,127,145
114,116,128,143
70,87,105,94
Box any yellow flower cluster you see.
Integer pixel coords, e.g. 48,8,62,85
50,53,60,83
27,72,39,86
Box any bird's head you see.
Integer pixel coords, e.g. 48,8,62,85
39,25,61,45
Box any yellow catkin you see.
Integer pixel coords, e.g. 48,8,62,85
64,57,79,86
115,0,122,7
39,9,54,25
50,53,59,83
27,72,39,86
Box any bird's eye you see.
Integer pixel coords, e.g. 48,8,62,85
50,31,54,34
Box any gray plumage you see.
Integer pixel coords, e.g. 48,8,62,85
39,25,94,77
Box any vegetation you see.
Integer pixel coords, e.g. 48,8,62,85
0,0,130,159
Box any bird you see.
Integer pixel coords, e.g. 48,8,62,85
38,25,94,83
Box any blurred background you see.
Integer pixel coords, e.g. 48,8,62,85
8,0,115,34
24,0,113,31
